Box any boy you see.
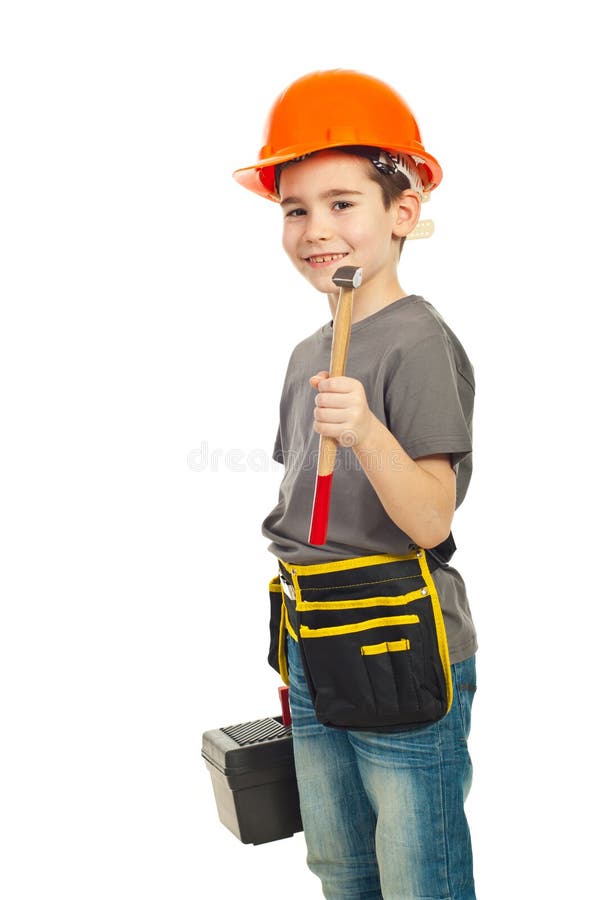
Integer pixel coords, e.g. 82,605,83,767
234,70,477,900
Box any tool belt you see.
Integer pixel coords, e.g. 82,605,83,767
267,539,455,733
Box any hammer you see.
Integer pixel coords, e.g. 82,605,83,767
308,265,363,545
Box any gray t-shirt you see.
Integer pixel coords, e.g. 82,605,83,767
262,295,477,663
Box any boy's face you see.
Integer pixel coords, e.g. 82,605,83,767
278,150,414,299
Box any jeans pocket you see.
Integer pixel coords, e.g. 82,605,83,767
452,656,477,739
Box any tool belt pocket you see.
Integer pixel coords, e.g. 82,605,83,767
278,551,453,732
268,576,290,686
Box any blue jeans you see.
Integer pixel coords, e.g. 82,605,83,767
287,635,476,899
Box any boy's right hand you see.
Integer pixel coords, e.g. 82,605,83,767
309,370,376,448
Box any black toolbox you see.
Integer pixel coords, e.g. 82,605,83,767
202,716,303,845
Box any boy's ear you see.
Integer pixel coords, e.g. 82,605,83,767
392,190,422,238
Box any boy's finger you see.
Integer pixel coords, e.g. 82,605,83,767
309,370,330,387
317,376,354,393
315,391,350,408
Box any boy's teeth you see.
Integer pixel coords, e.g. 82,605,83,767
311,254,345,263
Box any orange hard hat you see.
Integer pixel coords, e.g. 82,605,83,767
233,69,442,201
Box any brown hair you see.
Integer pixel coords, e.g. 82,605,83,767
338,147,412,209
339,147,411,256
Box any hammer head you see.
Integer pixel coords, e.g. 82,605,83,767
332,265,363,290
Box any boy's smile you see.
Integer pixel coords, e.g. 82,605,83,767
279,151,420,321
305,251,349,268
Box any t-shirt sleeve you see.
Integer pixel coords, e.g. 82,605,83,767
384,332,474,473
272,426,284,465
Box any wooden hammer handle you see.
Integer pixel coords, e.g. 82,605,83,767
308,264,361,545
316,286,353,476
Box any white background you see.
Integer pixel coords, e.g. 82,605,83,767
1,1,600,897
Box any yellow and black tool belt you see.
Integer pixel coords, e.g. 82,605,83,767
267,550,453,732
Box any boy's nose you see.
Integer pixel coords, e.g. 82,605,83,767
302,212,334,242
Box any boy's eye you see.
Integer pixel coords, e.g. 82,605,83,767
283,200,353,217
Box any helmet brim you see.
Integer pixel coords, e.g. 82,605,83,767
233,142,442,201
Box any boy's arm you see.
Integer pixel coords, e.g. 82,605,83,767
353,414,456,550
310,372,456,549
